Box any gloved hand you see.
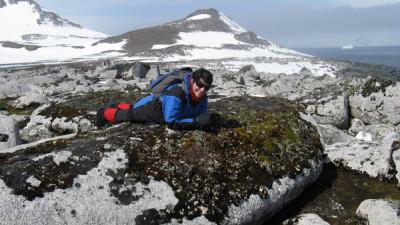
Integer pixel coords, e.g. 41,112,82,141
209,112,221,123
196,113,221,129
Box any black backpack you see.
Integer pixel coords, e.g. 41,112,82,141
149,67,193,98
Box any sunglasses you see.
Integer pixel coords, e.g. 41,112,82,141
195,79,211,91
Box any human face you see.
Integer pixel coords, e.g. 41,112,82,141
191,78,210,98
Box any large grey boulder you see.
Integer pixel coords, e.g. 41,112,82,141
356,199,400,225
0,115,20,151
0,95,324,225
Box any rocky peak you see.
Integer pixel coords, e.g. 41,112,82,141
172,8,246,34
185,8,220,18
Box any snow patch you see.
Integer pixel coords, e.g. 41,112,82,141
355,131,373,142
222,60,337,77
0,40,126,65
219,12,247,34
186,14,211,21
152,31,247,49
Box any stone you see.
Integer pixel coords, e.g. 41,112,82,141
306,94,349,129
350,78,400,125
356,199,400,225
325,132,398,179
392,141,400,186
9,84,48,109
132,61,150,79
349,119,395,142
317,124,355,145
284,213,330,225
364,124,395,141
0,115,21,151
299,67,314,76
238,64,260,82
348,118,365,136
19,105,54,143
0,95,323,225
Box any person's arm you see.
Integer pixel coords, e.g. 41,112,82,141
162,87,199,130
197,96,208,114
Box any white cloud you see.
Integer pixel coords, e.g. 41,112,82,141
332,0,400,8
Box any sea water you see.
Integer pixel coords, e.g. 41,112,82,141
296,46,400,69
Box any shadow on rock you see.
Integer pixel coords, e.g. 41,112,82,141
265,163,338,225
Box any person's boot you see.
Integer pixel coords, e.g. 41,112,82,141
107,102,132,110
96,107,118,128
116,103,131,110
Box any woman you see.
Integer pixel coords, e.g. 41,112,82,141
96,68,219,130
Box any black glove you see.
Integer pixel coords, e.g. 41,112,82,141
209,112,221,123
196,113,221,129
196,113,212,129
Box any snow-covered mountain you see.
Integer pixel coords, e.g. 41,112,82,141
0,3,339,76
0,0,125,65
99,8,338,76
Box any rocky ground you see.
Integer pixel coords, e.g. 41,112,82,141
1,58,400,224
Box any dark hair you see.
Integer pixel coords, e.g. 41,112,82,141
192,68,213,87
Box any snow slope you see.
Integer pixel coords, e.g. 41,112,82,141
0,0,125,65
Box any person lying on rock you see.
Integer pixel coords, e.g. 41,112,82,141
96,68,221,130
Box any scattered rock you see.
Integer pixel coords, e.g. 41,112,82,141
306,94,349,129
12,88,48,109
317,124,355,145
348,118,365,136
350,79,400,125
284,213,330,225
325,132,398,179
132,61,150,79
0,115,21,151
356,199,400,225
392,141,400,186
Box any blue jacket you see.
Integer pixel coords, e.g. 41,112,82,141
133,73,207,129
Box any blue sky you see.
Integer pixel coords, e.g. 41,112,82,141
35,0,400,48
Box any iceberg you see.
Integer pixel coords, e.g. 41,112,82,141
341,44,354,49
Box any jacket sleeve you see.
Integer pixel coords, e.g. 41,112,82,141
161,87,199,130
197,96,208,115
